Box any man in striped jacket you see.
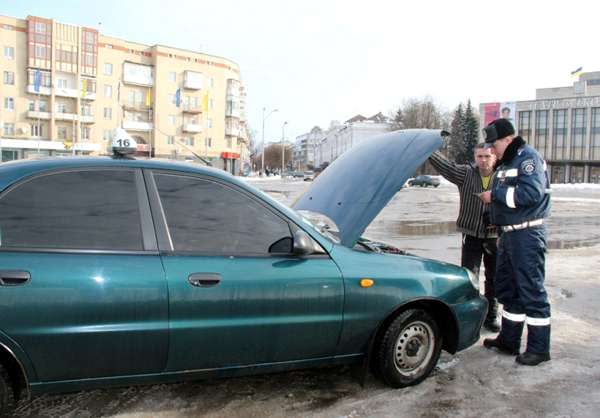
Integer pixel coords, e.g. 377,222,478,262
429,144,499,331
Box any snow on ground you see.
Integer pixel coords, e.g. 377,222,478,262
9,180,600,418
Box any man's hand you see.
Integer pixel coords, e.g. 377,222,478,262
478,191,492,204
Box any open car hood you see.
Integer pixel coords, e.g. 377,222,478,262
293,129,443,247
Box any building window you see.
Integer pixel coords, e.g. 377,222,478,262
169,115,176,125
571,108,587,161
57,103,67,113
104,62,113,76
57,79,68,89
4,97,14,111
3,123,14,136
3,71,14,85
28,100,35,111
104,107,112,120
184,137,194,146
205,137,212,147
534,110,548,156
167,135,174,145
591,108,600,160
168,72,176,82
31,123,43,137
210,77,214,88
192,97,199,109
104,84,112,98
518,111,531,143
227,137,233,148
39,99,47,112
552,109,567,160
209,98,214,109
207,118,212,128
57,127,68,140
4,46,14,60
103,130,113,141
81,127,90,141
81,104,92,116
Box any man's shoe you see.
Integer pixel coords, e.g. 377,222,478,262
483,319,500,333
516,352,550,366
483,337,519,355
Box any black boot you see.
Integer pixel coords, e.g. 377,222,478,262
483,298,500,332
516,352,550,366
483,337,520,355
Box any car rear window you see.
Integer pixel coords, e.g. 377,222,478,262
0,169,143,251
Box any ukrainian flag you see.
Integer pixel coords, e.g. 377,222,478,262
571,67,583,77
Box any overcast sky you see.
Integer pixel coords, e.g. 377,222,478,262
4,0,600,144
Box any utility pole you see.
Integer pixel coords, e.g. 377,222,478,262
281,121,288,176
261,107,278,175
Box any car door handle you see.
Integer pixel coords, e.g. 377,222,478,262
0,270,31,286
188,273,221,287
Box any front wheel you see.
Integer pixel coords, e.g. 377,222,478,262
377,309,442,388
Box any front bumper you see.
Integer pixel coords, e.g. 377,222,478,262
453,296,488,351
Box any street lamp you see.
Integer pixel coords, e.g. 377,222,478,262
281,121,288,176
261,107,278,175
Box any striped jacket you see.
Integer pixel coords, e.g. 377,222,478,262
429,151,497,239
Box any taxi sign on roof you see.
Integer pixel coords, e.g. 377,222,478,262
112,128,137,156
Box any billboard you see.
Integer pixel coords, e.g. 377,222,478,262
483,101,517,132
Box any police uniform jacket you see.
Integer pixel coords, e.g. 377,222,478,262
490,137,551,226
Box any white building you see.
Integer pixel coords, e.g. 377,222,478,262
314,113,390,168
293,126,322,171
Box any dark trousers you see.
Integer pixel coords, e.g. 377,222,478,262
495,226,551,354
461,234,497,320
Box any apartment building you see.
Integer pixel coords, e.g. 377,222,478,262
480,71,600,183
0,14,249,174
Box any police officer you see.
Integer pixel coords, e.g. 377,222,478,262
478,118,551,366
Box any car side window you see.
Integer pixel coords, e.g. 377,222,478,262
0,170,143,251
154,174,292,255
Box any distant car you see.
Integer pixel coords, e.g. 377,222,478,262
291,171,305,178
0,130,485,414
408,175,441,188
303,170,315,181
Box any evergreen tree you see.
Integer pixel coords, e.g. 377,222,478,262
390,106,404,130
449,103,465,162
463,100,480,163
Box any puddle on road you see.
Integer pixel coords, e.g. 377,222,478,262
373,219,599,250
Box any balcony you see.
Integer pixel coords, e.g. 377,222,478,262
123,104,152,112
80,114,95,124
54,87,80,99
26,111,51,120
55,112,78,122
226,109,240,118
182,106,202,114
183,124,202,133
225,126,240,137
26,85,51,96
184,71,203,90
122,121,153,131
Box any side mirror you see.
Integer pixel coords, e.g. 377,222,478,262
292,229,314,256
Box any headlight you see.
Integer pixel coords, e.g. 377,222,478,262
464,268,479,291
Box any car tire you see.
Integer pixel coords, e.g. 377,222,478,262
377,309,442,388
0,364,15,416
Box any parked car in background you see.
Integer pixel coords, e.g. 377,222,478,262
292,171,305,179
408,175,441,188
303,170,315,181
0,130,485,414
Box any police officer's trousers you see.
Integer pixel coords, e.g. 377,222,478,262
495,226,551,354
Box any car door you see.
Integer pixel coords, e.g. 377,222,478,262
0,168,168,381
145,170,343,371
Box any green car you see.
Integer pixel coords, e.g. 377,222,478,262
0,130,486,414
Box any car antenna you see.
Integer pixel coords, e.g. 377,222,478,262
174,139,213,166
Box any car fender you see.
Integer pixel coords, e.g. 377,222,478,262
0,330,37,398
